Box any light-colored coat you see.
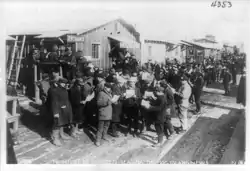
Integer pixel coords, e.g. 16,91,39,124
178,82,192,108
96,90,112,120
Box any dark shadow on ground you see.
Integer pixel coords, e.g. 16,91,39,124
18,104,52,141
159,108,244,164
206,82,238,98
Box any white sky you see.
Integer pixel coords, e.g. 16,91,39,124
2,0,250,45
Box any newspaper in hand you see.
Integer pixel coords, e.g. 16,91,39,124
125,89,135,98
86,92,95,102
141,99,150,109
111,95,120,103
144,91,157,100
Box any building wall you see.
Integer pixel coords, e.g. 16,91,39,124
166,45,185,63
143,42,166,63
77,20,140,69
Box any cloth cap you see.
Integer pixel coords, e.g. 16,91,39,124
58,78,68,84
155,86,165,92
180,75,188,81
104,82,113,89
75,78,84,85
96,72,105,79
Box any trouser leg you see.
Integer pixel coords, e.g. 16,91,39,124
177,105,188,130
154,123,164,143
112,122,119,137
102,120,110,139
194,90,201,112
164,116,174,135
96,120,104,143
51,127,62,146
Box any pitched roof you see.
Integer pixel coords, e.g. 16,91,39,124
75,18,140,43
144,39,174,45
34,30,76,38
181,40,221,50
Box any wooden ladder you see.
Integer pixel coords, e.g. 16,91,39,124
7,35,26,87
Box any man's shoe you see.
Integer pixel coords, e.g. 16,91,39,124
102,137,110,142
95,141,101,147
52,138,62,146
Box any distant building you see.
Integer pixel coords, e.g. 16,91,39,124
142,39,173,63
166,43,187,63
194,34,218,44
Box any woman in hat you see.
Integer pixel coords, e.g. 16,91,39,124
95,82,113,146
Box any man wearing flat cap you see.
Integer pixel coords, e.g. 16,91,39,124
60,46,77,80
69,78,86,137
48,78,73,146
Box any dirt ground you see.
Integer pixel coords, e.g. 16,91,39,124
11,83,244,164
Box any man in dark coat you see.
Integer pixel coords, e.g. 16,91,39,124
123,76,141,137
237,68,246,106
69,78,86,137
223,67,232,95
110,78,126,137
159,80,175,138
147,86,168,146
191,68,204,114
48,78,73,146
60,46,77,80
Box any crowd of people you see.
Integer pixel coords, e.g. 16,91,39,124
20,45,246,148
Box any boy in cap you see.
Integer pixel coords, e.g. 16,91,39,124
95,82,113,146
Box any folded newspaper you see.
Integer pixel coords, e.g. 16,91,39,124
111,95,120,103
141,99,150,108
143,91,157,100
125,89,135,98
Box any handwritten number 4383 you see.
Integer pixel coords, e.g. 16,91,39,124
211,1,232,8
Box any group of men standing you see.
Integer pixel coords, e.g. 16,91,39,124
36,52,209,147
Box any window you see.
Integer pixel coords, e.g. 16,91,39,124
92,44,100,59
148,46,152,56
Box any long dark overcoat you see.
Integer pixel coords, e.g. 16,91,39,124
69,85,84,123
48,86,73,126
237,75,246,106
